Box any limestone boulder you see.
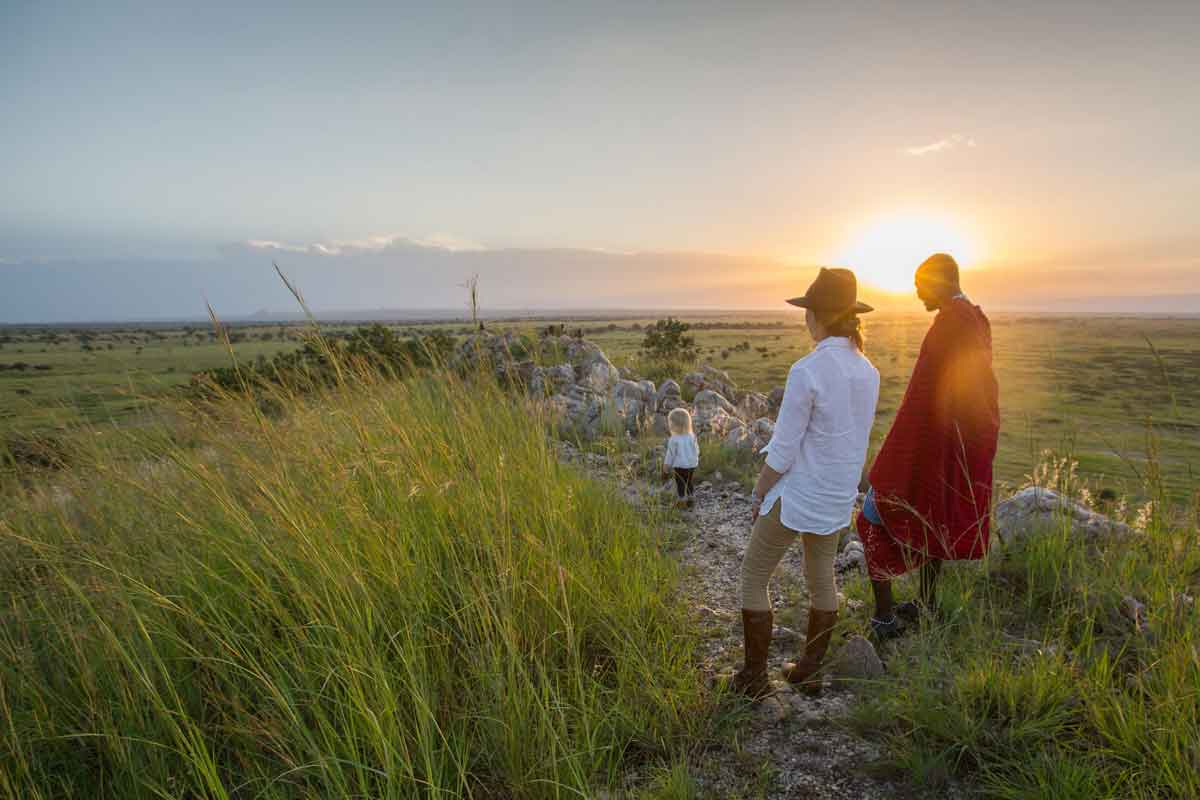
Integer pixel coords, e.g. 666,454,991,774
654,379,683,414
693,389,737,417
830,636,885,688
995,487,1135,544
682,365,738,402
456,331,523,373
723,424,758,452
540,335,603,366
692,390,738,437
552,384,608,439
737,391,770,421
531,363,575,397
711,410,744,439
577,351,620,394
750,417,774,451
611,379,649,434
834,540,866,574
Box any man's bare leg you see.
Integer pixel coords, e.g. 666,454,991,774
869,579,899,641
871,579,895,620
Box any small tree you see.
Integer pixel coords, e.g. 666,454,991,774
461,274,481,329
640,317,697,364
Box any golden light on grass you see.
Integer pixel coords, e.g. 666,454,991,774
834,212,983,293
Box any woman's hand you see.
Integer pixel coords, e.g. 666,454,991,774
750,493,763,525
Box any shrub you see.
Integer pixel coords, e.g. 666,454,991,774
641,318,697,365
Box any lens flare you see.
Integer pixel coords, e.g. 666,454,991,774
834,213,982,293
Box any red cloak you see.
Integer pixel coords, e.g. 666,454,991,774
858,297,1000,580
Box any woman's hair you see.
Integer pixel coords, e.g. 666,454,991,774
816,309,865,351
667,407,693,436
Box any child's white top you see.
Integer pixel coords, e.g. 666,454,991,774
664,433,700,469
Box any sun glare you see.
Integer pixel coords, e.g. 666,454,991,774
834,213,981,293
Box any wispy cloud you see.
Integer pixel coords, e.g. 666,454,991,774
903,133,976,157
244,233,487,256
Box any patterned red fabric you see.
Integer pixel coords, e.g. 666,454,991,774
864,297,1000,579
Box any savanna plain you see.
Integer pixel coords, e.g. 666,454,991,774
1,311,1197,799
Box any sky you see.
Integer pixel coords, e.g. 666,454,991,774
2,0,1198,321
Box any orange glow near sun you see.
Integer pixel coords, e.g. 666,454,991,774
834,213,982,293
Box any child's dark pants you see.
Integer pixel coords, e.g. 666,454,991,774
673,467,695,499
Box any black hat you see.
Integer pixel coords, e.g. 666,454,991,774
786,267,874,314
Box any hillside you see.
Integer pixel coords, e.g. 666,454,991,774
1,332,1197,798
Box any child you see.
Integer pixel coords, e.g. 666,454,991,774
662,407,700,508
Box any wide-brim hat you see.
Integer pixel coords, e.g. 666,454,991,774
786,267,874,314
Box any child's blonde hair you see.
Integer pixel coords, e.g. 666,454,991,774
667,407,693,436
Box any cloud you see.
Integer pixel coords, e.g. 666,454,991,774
243,233,487,257
904,133,976,157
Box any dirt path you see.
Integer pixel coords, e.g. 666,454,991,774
558,442,966,799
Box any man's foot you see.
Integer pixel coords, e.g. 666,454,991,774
869,615,900,643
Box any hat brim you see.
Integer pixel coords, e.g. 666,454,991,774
786,297,874,314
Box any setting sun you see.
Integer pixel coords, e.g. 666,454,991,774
834,213,982,293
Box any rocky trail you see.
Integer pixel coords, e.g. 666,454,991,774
556,440,967,800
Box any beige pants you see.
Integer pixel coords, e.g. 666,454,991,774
740,501,840,612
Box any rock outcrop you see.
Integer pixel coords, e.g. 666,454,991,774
683,365,739,403
463,332,776,448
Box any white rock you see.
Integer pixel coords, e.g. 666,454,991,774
578,354,620,394
723,424,755,452
830,636,885,688
693,389,737,416
995,487,1134,543
737,391,770,421
654,379,683,414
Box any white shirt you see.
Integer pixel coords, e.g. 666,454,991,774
664,433,700,469
760,337,880,535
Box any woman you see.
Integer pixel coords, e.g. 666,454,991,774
732,268,880,698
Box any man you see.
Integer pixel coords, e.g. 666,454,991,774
857,253,1000,639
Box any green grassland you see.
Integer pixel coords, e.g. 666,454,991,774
5,313,1199,502
2,317,1198,798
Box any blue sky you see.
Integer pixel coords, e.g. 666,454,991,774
3,1,1198,320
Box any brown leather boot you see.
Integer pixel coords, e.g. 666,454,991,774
730,609,773,699
781,607,838,695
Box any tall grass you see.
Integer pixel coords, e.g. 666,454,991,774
0,364,708,798
852,456,1200,799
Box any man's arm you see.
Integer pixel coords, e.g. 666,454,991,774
858,450,873,494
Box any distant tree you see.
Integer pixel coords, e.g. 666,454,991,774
461,274,481,329
641,317,697,364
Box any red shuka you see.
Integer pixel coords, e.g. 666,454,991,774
859,297,1000,580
